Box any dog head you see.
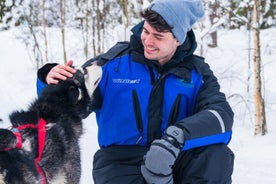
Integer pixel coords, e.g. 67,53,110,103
72,63,102,103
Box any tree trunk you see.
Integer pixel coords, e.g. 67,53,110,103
92,0,96,56
121,0,129,40
60,0,67,64
208,0,218,48
253,0,267,135
84,1,89,60
102,0,106,52
42,0,48,63
96,0,101,55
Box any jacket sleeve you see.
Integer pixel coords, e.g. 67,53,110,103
36,63,58,96
177,59,234,150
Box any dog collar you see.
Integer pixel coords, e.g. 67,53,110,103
3,128,23,151
12,123,37,149
12,128,23,149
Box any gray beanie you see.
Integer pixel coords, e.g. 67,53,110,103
148,0,204,44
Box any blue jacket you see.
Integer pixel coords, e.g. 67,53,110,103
37,22,233,151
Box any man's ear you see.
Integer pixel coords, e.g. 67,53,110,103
176,40,180,47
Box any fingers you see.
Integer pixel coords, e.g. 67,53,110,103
66,60,74,67
46,61,76,84
141,163,174,184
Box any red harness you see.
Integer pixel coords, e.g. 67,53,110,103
9,118,47,184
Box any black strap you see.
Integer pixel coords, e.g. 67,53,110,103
82,41,130,68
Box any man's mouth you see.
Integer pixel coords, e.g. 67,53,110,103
145,47,158,54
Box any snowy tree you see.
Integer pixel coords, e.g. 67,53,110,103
42,0,49,62
253,0,267,135
60,0,67,64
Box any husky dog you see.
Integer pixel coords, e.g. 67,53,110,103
0,63,102,184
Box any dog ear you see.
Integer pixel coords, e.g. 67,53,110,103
68,86,82,105
9,111,39,126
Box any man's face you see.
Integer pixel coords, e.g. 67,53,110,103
141,21,180,65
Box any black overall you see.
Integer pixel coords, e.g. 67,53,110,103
93,144,234,184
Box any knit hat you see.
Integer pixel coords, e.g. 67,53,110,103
148,0,204,44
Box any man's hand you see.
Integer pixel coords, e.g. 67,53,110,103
46,60,76,84
141,125,184,184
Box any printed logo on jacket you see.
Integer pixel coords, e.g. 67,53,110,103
112,78,141,84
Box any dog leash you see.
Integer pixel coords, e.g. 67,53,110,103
9,118,48,184
35,118,47,184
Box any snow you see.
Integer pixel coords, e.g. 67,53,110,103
0,27,276,183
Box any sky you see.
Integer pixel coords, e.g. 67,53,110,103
0,27,276,183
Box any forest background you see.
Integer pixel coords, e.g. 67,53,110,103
0,0,276,183
1,0,275,65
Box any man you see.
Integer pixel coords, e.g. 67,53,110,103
37,0,234,183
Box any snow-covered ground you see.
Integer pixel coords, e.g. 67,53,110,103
0,27,276,183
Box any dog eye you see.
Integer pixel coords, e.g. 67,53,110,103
94,78,100,85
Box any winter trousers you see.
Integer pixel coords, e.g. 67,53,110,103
92,144,234,184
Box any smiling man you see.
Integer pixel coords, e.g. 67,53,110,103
141,21,180,65
37,0,235,183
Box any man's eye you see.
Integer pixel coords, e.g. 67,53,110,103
155,36,162,40
143,29,149,34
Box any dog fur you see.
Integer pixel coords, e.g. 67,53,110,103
0,64,102,184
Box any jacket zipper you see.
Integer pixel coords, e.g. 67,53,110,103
167,94,182,127
132,90,143,144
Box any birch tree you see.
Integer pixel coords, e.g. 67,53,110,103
207,0,219,48
75,0,91,60
60,0,67,64
253,0,267,135
92,0,96,56
42,0,49,62
119,0,129,40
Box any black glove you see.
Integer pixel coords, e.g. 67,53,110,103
37,63,58,83
141,125,184,184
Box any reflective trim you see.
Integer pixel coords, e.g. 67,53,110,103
182,131,232,151
208,110,225,133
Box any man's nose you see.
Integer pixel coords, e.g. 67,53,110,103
144,34,154,45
